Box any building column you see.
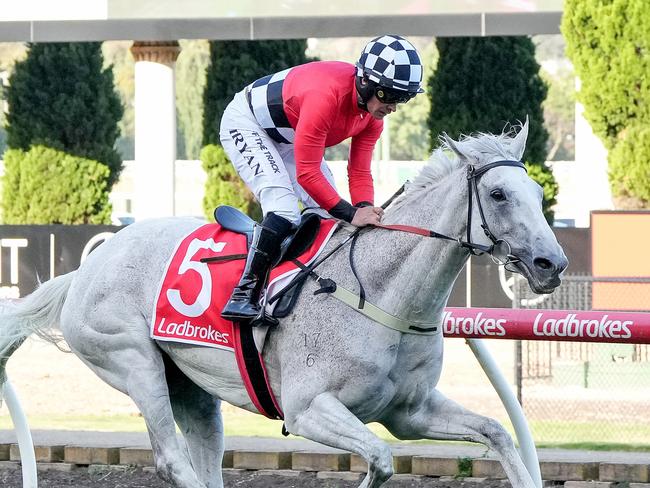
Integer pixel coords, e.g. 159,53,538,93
130,41,180,219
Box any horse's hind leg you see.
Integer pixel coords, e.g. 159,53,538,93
384,389,537,488
164,353,225,488
62,316,206,487
284,392,393,488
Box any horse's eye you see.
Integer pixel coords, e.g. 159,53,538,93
490,189,506,201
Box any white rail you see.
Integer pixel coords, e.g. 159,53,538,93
3,380,37,487
467,338,542,488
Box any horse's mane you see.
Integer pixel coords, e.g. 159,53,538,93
409,128,517,192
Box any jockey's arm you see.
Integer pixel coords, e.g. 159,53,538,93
294,96,351,220
348,121,383,206
346,125,384,226
294,94,383,224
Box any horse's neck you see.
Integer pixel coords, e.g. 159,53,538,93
322,172,469,325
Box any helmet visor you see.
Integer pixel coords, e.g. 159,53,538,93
374,86,416,104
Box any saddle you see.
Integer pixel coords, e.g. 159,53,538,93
212,206,332,422
153,209,336,422
213,205,323,317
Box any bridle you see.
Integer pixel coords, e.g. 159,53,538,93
375,159,527,267
465,159,527,264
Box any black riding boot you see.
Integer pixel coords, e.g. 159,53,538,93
221,212,295,321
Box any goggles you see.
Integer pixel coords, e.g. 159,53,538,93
374,86,416,104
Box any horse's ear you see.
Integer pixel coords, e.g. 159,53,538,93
441,132,465,160
510,116,529,161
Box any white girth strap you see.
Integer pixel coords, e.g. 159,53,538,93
327,282,441,335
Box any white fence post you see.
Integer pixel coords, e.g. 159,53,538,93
467,338,542,488
3,380,37,487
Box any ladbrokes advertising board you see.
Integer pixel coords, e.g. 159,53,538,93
0,225,122,298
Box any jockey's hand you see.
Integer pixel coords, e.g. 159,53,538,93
351,206,384,227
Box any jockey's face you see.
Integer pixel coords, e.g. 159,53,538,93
366,95,397,120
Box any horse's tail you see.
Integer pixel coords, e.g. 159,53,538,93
0,272,76,390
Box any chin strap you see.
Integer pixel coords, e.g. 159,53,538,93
356,94,369,112
355,75,372,112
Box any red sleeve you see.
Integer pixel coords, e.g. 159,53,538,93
294,93,341,211
348,119,383,205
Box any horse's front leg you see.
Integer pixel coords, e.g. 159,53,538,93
283,392,393,488
383,389,537,488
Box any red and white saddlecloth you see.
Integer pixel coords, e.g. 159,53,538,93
150,220,338,350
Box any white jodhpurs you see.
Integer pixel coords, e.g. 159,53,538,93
219,90,337,225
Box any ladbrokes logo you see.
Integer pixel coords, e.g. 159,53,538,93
443,311,507,336
156,317,230,344
533,313,632,339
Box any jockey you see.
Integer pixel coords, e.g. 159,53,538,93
220,34,424,321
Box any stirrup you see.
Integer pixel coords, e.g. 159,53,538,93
249,281,280,327
250,311,279,328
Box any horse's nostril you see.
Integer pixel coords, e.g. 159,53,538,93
534,257,554,271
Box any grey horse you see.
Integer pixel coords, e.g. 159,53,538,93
0,122,567,488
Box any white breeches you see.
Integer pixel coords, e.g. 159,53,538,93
219,90,337,225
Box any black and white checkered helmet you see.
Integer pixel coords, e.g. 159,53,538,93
356,35,424,94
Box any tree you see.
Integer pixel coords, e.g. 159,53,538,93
609,124,650,206
387,39,436,161
0,43,27,157
562,0,650,206
2,42,122,223
203,40,311,146
534,31,576,162
102,41,134,161
389,88,431,161
201,40,311,220
2,146,112,224
540,67,575,161
427,36,557,221
176,40,210,159
6,42,123,187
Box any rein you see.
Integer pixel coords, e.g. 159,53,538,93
374,159,527,263
270,159,527,334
